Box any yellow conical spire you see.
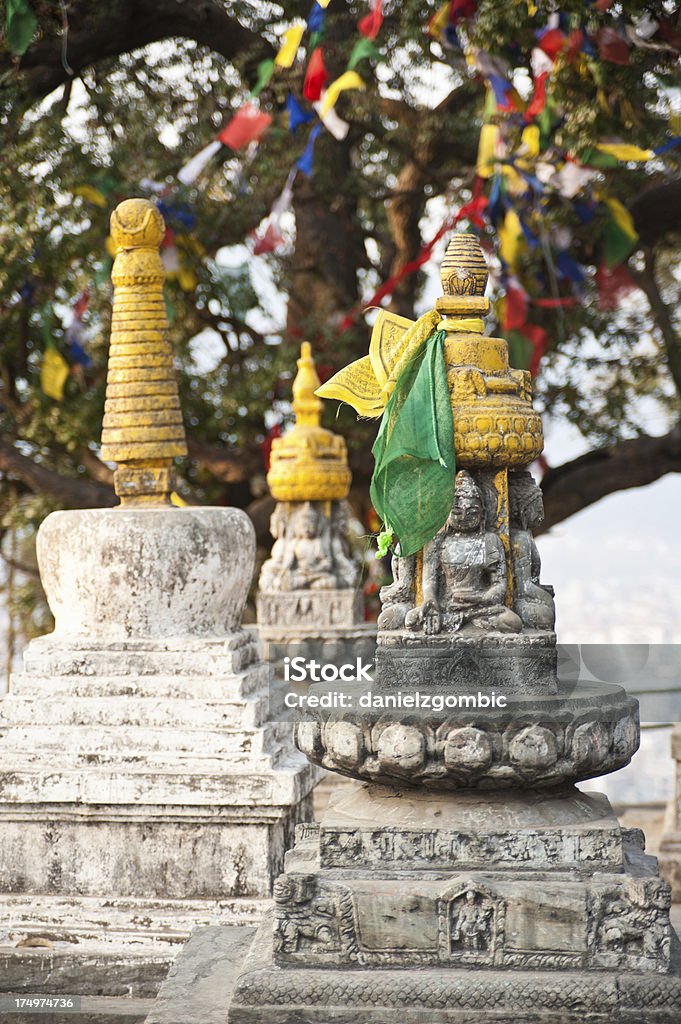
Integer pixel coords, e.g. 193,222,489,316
100,198,187,506
267,342,351,502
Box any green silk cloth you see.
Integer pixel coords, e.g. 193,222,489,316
370,329,456,558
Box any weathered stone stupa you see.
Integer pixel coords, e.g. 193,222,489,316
211,233,681,1022
0,200,318,993
257,341,371,660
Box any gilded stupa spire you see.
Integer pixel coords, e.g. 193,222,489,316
267,342,351,503
100,199,187,506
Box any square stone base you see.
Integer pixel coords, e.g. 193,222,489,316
151,916,681,1024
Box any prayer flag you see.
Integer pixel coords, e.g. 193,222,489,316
303,47,329,102
275,24,305,67
358,0,383,40
41,348,70,401
320,71,366,115
219,103,272,149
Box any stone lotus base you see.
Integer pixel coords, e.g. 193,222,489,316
296,680,639,789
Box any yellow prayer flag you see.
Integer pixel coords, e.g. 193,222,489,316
170,492,188,507
74,185,108,208
41,348,70,402
428,2,450,40
320,71,366,116
476,124,499,179
596,143,654,162
498,208,525,272
275,24,305,68
316,0,332,6
604,197,638,240
521,124,541,158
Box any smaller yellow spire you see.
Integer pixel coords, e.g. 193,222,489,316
267,342,351,503
291,341,323,428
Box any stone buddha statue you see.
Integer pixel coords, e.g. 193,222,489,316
509,471,556,630
404,470,522,636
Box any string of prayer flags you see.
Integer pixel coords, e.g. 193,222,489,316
5,0,37,55
287,93,314,133
303,47,329,101
219,103,272,150
320,71,366,116
275,23,306,68
358,0,383,41
297,124,322,176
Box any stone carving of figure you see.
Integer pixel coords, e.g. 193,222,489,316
260,502,337,591
260,501,361,592
329,503,360,589
377,552,416,630
509,471,555,630
273,876,339,954
450,890,494,953
405,470,522,635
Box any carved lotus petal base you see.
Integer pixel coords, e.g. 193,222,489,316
295,681,639,789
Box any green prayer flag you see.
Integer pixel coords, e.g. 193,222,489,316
252,59,275,97
603,217,637,269
506,329,533,371
579,147,620,169
370,330,456,558
347,38,382,71
5,0,37,55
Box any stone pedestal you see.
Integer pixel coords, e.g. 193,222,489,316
659,723,681,898
225,783,681,1022
0,507,319,991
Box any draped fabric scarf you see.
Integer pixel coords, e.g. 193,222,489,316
370,329,456,557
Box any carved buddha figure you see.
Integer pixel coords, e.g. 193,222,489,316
509,471,555,631
328,503,360,589
279,502,337,591
405,470,522,636
377,552,416,630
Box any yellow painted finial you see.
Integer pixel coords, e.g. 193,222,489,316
267,342,351,502
292,340,324,428
100,198,188,507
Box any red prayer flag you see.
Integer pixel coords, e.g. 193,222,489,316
520,323,549,376
504,285,528,331
537,28,566,60
595,263,637,311
218,103,272,150
251,221,285,255
597,27,630,65
358,0,383,40
303,47,329,102
524,71,548,121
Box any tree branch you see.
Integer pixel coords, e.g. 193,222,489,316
4,0,270,114
628,248,681,399
538,425,681,533
0,443,115,509
630,178,681,248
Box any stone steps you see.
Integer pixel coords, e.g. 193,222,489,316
9,665,268,700
0,719,291,759
0,694,281,734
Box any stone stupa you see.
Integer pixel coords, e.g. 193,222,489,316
0,199,319,997
177,231,681,1023
257,341,373,664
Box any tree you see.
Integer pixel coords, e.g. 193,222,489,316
0,0,680,640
